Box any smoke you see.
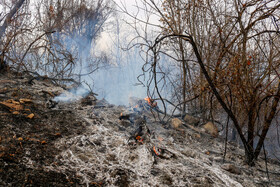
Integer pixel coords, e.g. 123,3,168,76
53,85,90,102
90,62,146,106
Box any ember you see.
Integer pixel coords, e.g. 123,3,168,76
135,136,143,143
128,96,160,113
153,146,160,156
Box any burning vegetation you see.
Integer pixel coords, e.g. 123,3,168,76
0,71,280,186
144,97,158,108
0,0,280,186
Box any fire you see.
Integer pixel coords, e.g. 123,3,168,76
153,146,160,156
136,136,143,143
144,97,157,107
144,97,151,104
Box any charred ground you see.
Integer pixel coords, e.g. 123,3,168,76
0,72,88,186
0,72,279,186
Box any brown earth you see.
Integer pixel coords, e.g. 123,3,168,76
0,72,90,186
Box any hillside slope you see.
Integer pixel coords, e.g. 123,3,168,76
0,72,279,186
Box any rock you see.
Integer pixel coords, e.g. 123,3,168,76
203,122,218,137
171,118,182,128
184,114,200,126
221,164,241,175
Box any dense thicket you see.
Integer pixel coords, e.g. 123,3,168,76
0,0,112,79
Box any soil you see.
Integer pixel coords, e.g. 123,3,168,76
0,71,280,187
0,72,88,186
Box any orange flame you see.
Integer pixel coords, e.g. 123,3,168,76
153,146,159,156
144,97,157,107
144,97,151,104
136,136,143,143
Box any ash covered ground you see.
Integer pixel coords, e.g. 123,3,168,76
0,72,280,186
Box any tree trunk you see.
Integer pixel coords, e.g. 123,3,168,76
254,82,280,160
0,0,26,41
247,97,257,165
188,35,251,161
179,39,187,115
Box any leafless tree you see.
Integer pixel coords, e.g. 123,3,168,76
0,0,29,70
1,0,112,84
123,0,280,165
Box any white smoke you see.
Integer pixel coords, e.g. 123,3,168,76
53,85,90,102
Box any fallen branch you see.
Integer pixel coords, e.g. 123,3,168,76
23,70,79,86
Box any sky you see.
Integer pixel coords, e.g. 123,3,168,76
97,0,161,52
113,0,147,15
113,0,160,24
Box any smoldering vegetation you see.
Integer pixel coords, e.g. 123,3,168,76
1,0,280,186
1,72,279,186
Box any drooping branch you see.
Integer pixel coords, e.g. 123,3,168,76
18,31,56,72
151,33,251,158
187,35,251,156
